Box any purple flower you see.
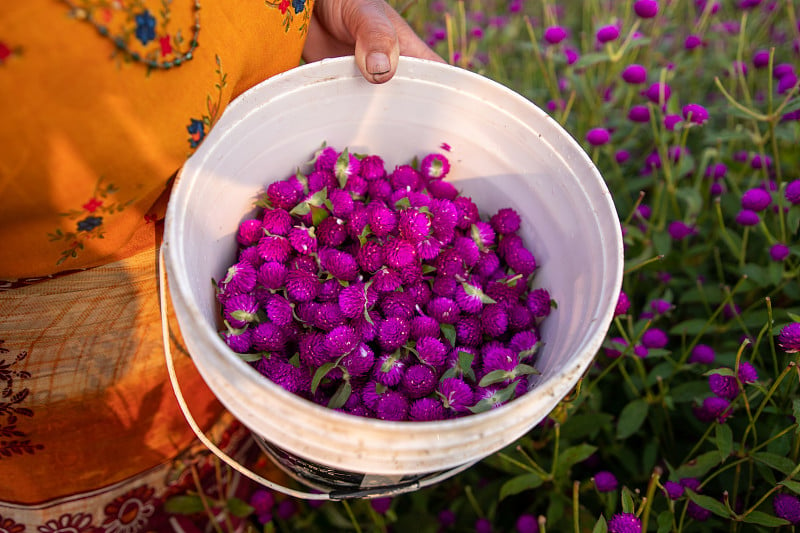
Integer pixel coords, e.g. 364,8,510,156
237,219,263,247
320,248,359,282
284,269,319,302
597,25,620,43
684,34,703,49
735,209,760,226
378,316,411,351
774,493,800,524
398,208,432,243
586,127,611,146
375,389,410,421
615,290,630,316
633,344,648,358
664,481,684,500
709,372,739,400
489,207,522,235
753,49,771,68
664,114,682,130
515,514,539,533
266,180,302,210
633,0,658,18
668,220,694,240
544,25,567,44
373,353,405,386
687,501,711,521
481,304,509,337
777,323,800,352
605,337,628,358
384,239,418,269
786,180,800,204
738,361,758,384
222,293,260,328
438,377,474,412
615,150,630,163
401,364,437,398
527,288,552,317
427,297,460,325
415,336,449,367
564,47,579,65
741,188,772,211
341,343,376,378
682,103,709,124
324,325,359,358
594,471,619,492
641,327,668,348
622,64,648,84
222,329,253,354
251,322,287,352
770,243,790,261
475,518,493,533
608,513,642,533
694,396,731,423
409,397,447,421
628,105,651,123
420,152,451,180
644,82,672,105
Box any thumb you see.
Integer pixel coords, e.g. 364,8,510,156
347,0,400,83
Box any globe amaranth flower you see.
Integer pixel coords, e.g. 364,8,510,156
752,49,771,68
741,187,772,211
668,220,694,240
608,513,642,533
614,290,630,316
515,514,539,533
682,103,709,124
596,25,620,43
641,327,668,349
594,471,619,492
663,114,682,131
222,329,253,353
774,493,800,524
437,377,474,412
737,361,758,384
527,288,552,318
409,397,447,421
633,0,658,18
622,64,648,84
734,209,760,226
251,322,288,352
544,25,567,44
401,364,437,398
628,105,651,123
644,82,672,105
777,323,800,353
420,152,451,180
709,372,739,400
664,480,684,500
770,243,790,261
684,34,703,49
489,207,521,235
564,47,579,65
785,180,800,204
237,219,263,247
319,248,359,281
377,316,411,351
323,325,359,359
693,396,731,423
586,127,611,146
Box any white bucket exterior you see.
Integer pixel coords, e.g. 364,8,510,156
163,56,624,477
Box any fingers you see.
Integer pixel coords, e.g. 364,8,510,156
346,0,401,83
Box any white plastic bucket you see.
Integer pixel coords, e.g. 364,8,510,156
163,56,624,497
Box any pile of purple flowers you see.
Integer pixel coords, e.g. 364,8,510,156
213,144,551,422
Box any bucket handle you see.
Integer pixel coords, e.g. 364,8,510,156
157,245,473,500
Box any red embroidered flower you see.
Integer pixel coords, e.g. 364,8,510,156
159,35,173,57
0,515,24,533
82,197,103,212
279,0,291,13
0,42,11,63
102,485,156,532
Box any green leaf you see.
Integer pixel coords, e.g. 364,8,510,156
163,495,205,514
656,511,673,533
441,323,457,347
669,318,709,336
573,52,609,69
499,472,544,501
226,497,255,517
685,489,730,519
793,399,800,433
703,367,735,377
335,148,350,188
328,380,352,409
787,208,800,235
592,515,608,533
616,398,649,439
236,352,263,362
554,444,597,480
652,230,672,256
621,486,635,514
560,413,614,440
779,479,800,495
468,381,518,414
741,511,790,527
715,423,733,459
311,205,330,226
669,381,710,403
674,451,722,479
394,196,411,210
462,281,497,304
311,362,337,394
753,451,796,474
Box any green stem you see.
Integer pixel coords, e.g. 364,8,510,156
342,500,363,533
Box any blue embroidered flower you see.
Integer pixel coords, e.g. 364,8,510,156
77,216,103,232
187,118,205,148
292,0,307,14
134,10,157,46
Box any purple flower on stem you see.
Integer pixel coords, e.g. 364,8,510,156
693,396,731,423
741,188,772,211
622,64,648,84
420,152,451,180
753,49,771,68
515,514,539,533
709,372,739,400
628,105,651,123
770,243,790,261
594,471,619,492
633,0,658,18
735,209,760,226
690,344,715,364
614,290,630,316
375,389,410,421
774,493,800,524
682,103,709,124
644,82,672,105
544,25,567,44
664,481,684,500
437,377,474,413
664,114,682,130
668,220,694,240
597,25,620,43
608,513,642,533
786,180,800,204
777,323,800,352
641,327,668,349
586,127,611,146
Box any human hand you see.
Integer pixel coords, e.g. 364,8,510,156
302,0,445,84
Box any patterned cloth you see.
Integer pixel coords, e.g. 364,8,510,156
0,0,312,527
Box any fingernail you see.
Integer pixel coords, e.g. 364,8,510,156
366,52,391,75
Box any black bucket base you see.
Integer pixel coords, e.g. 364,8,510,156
253,435,463,500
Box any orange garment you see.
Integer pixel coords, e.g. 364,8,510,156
0,0,311,526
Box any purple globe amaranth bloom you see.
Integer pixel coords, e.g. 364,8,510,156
401,364,437,399
689,343,714,364
684,34,703,49
544,25,567,44
475,518,493,533
515,514,539,533
779,72,799,94
622,64,648,84
783,180,800,204
237,219,263,247
682,103,709,124
409,397,446,421
615,150,630,164
378,316,411,351
604,337,628,358
644,82,672,105
608,513,642,533
628,105,651,123
375,389,410,421
594,471,619,492
615,290,630,317
642,327,668,349
741,188,772,211
687,501,712,521
773,62,795,79
564,47,579,65
597,25,620,43
490,207,522,235
420,152,451,180
668,220,694,240
664,481,684,500
694,396,731,423
438,377,474,413
586,127,611,146
735,209,760,226
773,493,800,524
753,49,771,68
527,288,552,318
738,360,758,384
633,344,648,358
777,322,800,352
633,0,658,18
709,372,739,400
664,114,682,131
770,243,790,261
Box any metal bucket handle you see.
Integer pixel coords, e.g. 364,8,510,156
157,245,472,500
